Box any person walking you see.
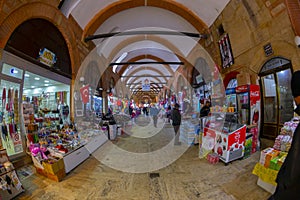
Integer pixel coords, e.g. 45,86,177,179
171,103,181,145
268,71,300,200
166,105,172,123
150,104,160,128
200,100,211,117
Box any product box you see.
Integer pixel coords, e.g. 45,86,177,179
277,152,288,166
269,157,281,171
42,158,65,175
264,149,280,168
237,73,251,86
35,167,65,182
207,153,219,164
259,147,275,166
46,169,66,182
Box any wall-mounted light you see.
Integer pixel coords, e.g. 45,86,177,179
80,77,85,82
295,36,300,48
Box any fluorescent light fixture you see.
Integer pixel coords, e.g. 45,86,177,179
24,74,30,77
31,86,35,88
44,80,49,83
34,77,40,80
44,84,49,86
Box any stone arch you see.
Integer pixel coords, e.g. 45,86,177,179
0,2,79,75
82,0,208,41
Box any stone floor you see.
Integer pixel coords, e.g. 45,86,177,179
16,116,272,200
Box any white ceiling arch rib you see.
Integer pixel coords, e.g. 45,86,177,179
115,48,180,75
60,0,230,98
62,0,230,30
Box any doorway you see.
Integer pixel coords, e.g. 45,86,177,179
259,57,294,139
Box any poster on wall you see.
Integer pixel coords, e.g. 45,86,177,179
218,34,234,69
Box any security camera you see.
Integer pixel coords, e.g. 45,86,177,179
294,36,300,48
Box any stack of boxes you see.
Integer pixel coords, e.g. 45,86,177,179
207,152,219,164
259,147,280,169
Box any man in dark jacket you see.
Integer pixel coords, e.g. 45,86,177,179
171,103,181,145
200,101,211,117
268,70,300,200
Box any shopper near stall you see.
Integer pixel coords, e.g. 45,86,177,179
166,105,172,123
150,104,160,128
200,100,211,117
171,103,181,145
268,71,300,200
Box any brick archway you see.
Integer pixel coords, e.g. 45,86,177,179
82,0,209,41
0,2,79,75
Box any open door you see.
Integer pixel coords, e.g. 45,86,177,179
259,57,294,139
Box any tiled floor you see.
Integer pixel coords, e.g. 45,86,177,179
16,116,271,200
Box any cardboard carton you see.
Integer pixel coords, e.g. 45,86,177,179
42,158,65,175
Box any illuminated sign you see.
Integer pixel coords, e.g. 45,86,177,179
38,48,57,67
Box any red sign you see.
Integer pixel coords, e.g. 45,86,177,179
80,85,90,104
227,125,246,150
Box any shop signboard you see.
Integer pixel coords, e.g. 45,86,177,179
38,48,57,67
142,78,150,91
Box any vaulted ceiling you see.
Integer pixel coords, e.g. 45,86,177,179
60,0,230,100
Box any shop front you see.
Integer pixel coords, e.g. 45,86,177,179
0,51,71,160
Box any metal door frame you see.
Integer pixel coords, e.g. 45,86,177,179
259,57,293,139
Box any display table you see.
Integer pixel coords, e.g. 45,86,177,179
62,145,90,173
31,128,109,177
84,134,108,154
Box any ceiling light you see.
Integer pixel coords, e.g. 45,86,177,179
34,77,40,80
31,86,35,88
44,84,49,86
44,80,49,83
24,74,30,77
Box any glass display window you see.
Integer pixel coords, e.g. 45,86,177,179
23,71,70,130
0,80,23,156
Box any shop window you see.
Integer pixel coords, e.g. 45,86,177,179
2,63,23,79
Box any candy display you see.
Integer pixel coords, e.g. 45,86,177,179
252,117,299,193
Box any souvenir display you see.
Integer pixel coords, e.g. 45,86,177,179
252,117,299,193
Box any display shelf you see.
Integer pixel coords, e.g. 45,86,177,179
0,149,24,199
